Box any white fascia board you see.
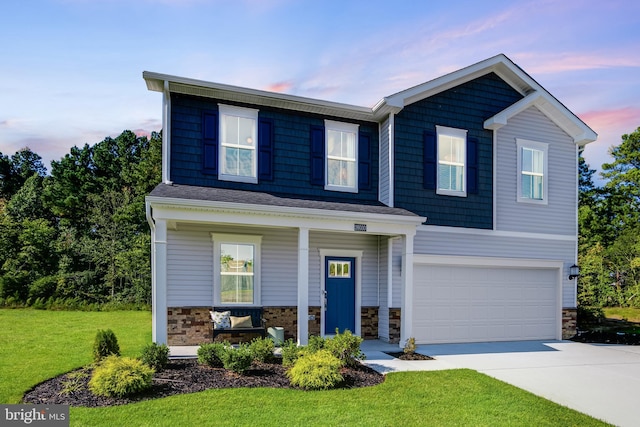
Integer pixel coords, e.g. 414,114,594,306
484,92,597,145
143,71,374,122
146,196,425,233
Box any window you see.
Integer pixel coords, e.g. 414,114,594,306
211,234,262,305
517,139,548,204
328,260,351,278
219,104,258,183
325,120,358,193
436,125,467,196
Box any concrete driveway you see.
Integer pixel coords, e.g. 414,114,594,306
362,340,640,427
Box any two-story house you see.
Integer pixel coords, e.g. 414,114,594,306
144,54,596,347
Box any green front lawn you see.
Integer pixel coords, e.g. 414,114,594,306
0,309,608,426
603,307,640,323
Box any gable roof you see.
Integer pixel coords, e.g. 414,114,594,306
376,54,597,145
144,53,596,145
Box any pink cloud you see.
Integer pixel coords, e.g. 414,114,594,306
579,107,640,134
266,81,294,93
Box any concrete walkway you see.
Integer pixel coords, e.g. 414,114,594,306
171,340,640,426
362,340,640,427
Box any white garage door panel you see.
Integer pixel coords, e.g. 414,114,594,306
413,265,558,344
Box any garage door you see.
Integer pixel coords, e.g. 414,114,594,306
412,264,559,344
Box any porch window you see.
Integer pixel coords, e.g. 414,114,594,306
211,234,262,305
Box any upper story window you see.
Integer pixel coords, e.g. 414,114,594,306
325,120,359,193
436,125,467,197
219,104,258,184
211,233,262,305
517,138,548,204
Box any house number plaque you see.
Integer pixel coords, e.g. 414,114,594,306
354,224,367,232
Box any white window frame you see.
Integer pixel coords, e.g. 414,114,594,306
325,119,359,193
211,233,262,306
516,138,548,205
218,104,259,184
436,125,467,197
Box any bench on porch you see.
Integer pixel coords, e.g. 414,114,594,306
210,307,266,342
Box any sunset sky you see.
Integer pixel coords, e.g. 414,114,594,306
1,0,638,182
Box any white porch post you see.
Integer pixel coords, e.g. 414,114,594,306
400,232,415,348
297,227,310,346
152,219,168,344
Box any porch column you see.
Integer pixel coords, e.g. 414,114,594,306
400,232,415,348
152,219,168,344
297,227,310,345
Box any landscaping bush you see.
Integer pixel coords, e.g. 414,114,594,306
281,339,301,368
93,329,120,362
307,335,326,353
220,343,254,374
324,329,365,367
197,342,227,368
249,337,275,363
286,350,343,390
140,342,170,371
404,337,416,355
88,356,154,398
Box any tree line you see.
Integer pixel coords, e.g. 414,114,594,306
579,126,640,310
0,130,161,309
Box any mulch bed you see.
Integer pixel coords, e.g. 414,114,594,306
384,352,434,361
23,358,384,407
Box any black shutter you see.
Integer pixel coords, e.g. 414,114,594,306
467,136,479,194
358,131,371,190
258,117,274,181
423,129,437,189
310,125,325,186
202,111,218,175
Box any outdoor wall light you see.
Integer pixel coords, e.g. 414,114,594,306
568,264,580,280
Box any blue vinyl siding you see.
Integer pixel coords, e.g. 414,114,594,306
394,73,522,228
170,94,380,203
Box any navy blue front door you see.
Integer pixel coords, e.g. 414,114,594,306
325,257,356,334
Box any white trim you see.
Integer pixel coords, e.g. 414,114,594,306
297,228,310,345
389,113,395,206
492,128,497,230
162,81,172,184
218,104,259,184
324,120,359,193
152,219,168,344
387,237,396,308
400,233,415,347
516,138,549,205
436,125,467,197
418,224,576,241
319,249,363,338
210,233,262,306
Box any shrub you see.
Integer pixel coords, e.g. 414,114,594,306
140,342,170,371
221,343,254,374
404,337,416,355
93,329,120,362
88,356,154,398
197,342,227,368
281,339,302,368
287,350,343,390
324,329,365,367
307,335,326,353
249,337,275,363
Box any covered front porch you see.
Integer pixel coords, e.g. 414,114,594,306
146,184,424,347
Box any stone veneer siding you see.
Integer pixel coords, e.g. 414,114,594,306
361,307,378,340
389,308,401,343
562,308,577,339
167,307,211,346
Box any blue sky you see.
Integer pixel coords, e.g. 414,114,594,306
1,0,638,181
